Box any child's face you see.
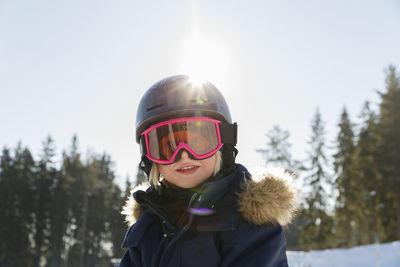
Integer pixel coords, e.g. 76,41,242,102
157,150,216,188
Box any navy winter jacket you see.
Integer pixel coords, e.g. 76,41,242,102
119,164,297,267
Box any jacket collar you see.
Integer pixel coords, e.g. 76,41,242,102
188,164,248,209
122,164,297,228
187,165,249,232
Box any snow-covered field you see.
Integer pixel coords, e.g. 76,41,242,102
287,241,400,267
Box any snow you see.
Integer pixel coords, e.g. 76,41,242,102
287,241,400,267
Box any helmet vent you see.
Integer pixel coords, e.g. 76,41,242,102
146,103,164,112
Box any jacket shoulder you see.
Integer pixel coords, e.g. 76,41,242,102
237,167,297,226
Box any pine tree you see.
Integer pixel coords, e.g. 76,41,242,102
333,107,362,247
83,153,113,266
375,65,400,241
48,173,69,267
108,181,126,260
32,136,57,267
15,145,37,265
48,144,69,267
0,145,35,266
76,152,126,266
353,102,384,244
300,108,333,250
61,135,86,266
255,125,302,249
256,125,300,173
96,154,126,259
0,147,15,267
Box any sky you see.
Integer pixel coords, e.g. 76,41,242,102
1,0,400,187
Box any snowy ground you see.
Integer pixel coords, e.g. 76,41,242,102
287,241,400,267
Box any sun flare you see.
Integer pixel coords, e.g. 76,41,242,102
179,34,230,86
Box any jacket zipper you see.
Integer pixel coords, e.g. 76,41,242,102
159,192,201,266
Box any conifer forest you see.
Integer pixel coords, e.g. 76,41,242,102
1,66,400,266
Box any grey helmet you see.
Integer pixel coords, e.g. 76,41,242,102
136,75,232,143
136,75,237,176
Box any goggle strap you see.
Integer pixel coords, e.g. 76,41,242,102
220,122,237,145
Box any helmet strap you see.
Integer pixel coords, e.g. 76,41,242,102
139,155,153,178
219,122,238,175
221,144,238,175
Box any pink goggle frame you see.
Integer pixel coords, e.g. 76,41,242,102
141,117,223,164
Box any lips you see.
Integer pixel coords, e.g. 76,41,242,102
176,164,200,174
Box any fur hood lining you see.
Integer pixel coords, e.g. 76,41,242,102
122,167,297,227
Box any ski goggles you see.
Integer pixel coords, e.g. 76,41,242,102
141,117,224,164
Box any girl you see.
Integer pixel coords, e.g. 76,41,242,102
120,75,297,267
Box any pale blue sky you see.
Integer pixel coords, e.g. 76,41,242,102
1,0,400,185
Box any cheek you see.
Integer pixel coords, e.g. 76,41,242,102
157,164,171,177
204,156,217,175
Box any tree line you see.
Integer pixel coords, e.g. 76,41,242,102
0,136,129,267
257,65,400,250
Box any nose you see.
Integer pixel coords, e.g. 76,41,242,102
180,150,190,159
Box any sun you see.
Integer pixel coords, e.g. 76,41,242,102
179,33,230,86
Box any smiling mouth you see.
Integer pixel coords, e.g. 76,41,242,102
176,166,200,174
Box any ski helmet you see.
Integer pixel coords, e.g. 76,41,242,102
136,75,232,142
136,75,237,175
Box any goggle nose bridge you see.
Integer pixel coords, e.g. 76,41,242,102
161,145,201,165
164,141,205,162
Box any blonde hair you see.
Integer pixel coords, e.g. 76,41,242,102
149,151,223,187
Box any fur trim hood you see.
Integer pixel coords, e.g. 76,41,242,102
237,168,297,226
122,166,297,227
